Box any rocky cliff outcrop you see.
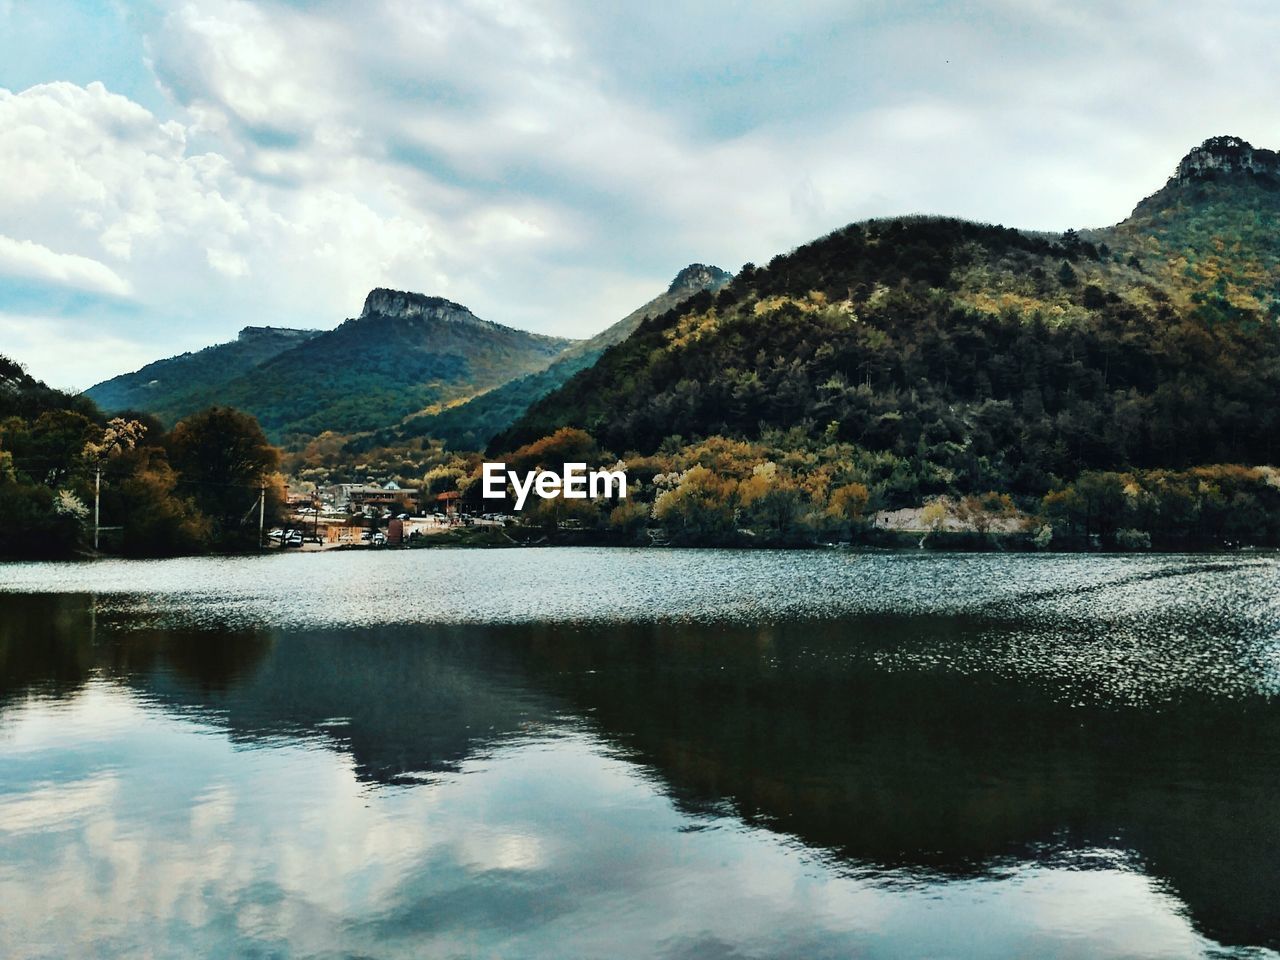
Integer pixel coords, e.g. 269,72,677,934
1173,135,1280,182
360,288,485,325
667,263,732,296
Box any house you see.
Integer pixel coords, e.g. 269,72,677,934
326,481,417,514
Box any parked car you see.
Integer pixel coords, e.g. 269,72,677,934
372,532,387,546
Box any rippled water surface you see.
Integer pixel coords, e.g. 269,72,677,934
1,549,1279,958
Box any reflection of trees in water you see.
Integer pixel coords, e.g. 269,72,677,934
3,596,1278,949
509,617,1280,952
0,594,99,702
0,593,274,703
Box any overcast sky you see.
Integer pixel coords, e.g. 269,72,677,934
2,0,1279,389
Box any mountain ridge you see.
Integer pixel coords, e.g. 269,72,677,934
86,290,575,443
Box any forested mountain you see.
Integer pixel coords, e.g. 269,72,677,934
2,354,99,424
85,326,321,424
88,327,318,424
379,264,730,450
90,290,575,444
492,136,1280,501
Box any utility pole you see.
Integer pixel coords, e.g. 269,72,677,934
94,467,101,551
258,485,265,550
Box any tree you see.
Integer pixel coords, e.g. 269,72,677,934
1057,261,1078,288
825,481,871,539
167,407,283,544
1043,471,1127,543
920,498,949,533
422,463,466,496
737,462,809,542
507,428,601,474
954,491,1017,536
102,445,211,556
653,466,738,544
608,499,651,542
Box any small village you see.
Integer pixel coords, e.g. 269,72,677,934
269,476,1040,552
272,480,515,550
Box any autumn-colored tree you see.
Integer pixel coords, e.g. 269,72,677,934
422,463,467,496
954,491,1017,536
920,499,950,533
506,428,601,474
826,482,871,538
607,499,651,541
104,446,211,556
737,462,809,542
653,466,738,544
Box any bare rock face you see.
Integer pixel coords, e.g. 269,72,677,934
1174,136,1280,182
667,263,732,295
360,288,482,325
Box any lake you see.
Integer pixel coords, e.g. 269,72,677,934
1,549,1279,958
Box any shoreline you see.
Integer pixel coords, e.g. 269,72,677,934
6,538,1274,564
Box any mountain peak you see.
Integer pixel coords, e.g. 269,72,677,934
667,263,731,295
1173,135,1280,183
360,288,476,322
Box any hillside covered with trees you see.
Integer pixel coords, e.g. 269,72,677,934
85,326,321,425
479,137,1280,547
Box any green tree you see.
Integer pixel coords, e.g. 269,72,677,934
167,407,283,545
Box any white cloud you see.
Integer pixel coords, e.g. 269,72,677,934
8,0,1280,388
0,312,158,391
0,234,131,297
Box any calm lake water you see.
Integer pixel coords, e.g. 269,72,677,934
1,549,1279,959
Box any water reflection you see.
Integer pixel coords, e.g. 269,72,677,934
1,556,1279,957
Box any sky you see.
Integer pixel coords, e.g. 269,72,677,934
2,0,1280,390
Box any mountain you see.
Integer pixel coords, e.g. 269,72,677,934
86,326,321,424
89,290,575,443
380,264,731,450
492,136,1280,498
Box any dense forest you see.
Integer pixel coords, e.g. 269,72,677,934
1,354,285,558
496,215,1279,484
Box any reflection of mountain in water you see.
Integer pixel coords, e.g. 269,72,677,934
2,593,1278,949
